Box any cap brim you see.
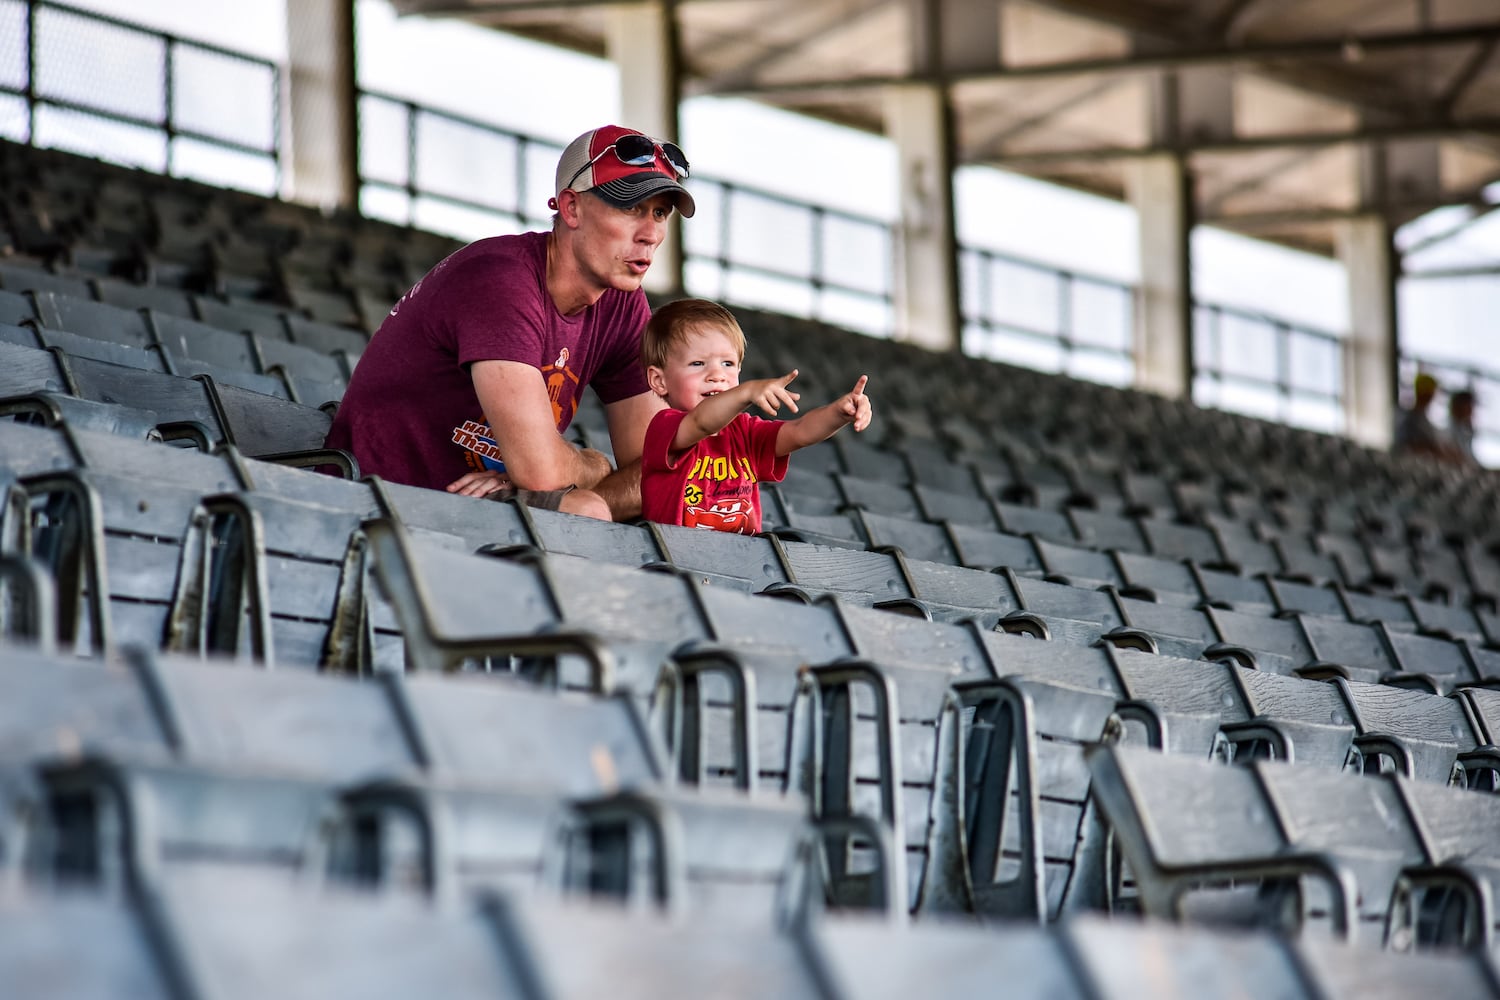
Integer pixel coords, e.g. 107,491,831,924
590,171,696,218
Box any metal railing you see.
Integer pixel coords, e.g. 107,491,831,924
1192,303,1345,435
0,0,280,193
356,90,897,336
960,245,1135,385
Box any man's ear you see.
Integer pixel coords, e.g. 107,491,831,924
554,189,584,229
646,365,668,396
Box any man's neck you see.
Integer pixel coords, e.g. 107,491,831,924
545,230,605,316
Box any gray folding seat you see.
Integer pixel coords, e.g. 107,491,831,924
1297,614,1399,685
993,501,1076,547
562,786,827,917
1111,550,1202,606
813,915,1086,1000
325,777,579,898
832,433,908,485
173,877,536,999
900,558,1023,628
62,354,225,449
0,891,177,1000
1002,574,1154,650
0,262,93,298
1074,915,1500,1000
1202,605,1314,674
1136,517,1223,565
367,520,706,690
29,290,157,350
1188,562,1277,613
645,525,792,595
1067,508,1146,555
35,753,346,890
1114,595,1218,660
90,276,196,318
0,288,36,325
776,465,845,514
834,473,921,520
285,284,361,328
7,467,212,655
393,672,665,792
1033,536,1121,590
852,509,959,566
1379,627,1489,694
1413,544,1474,604
504,893,829,998
203,378,345,463
761,493,869,549
284,312,368,358
944,520,1044,574
1116,470,1180,520
1405,593,1486,644
903,446,981,497
1263,576,1349,620
911,482,997,527
1333,677,1483,782
1340,588,1417,631
809,655,992,914
145,309,258,375
772,540,917,609
953,661,1123,919
1274,533,1344,586
1088,744,1427,946
359,475,522,550
191,296,291,340
1201,512,1283,576
251,332,350,405
29,323,169,373
514,506,665,569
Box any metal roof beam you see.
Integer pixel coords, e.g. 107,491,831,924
982,118,1500,166
698,22,1500,95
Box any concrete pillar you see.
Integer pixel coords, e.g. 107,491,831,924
1128,154,1193,398
884,83,960,351
606,2,684,295
1338,215,1399,449
284,0,358,210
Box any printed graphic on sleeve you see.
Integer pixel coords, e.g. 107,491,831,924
542,347,580,430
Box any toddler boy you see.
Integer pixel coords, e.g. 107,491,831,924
639,299,872,534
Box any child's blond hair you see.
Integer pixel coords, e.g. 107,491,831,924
641,298,747,372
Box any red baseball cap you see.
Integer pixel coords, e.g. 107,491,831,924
552,125,695,218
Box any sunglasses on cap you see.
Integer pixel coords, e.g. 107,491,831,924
564,133,690,191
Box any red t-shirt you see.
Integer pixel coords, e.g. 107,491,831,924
641,409,788,534
324,232,650,490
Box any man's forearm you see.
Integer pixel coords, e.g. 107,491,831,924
570,446,614,490
591,459,643,521
509,440,612,491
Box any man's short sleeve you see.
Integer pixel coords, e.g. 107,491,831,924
449,254,551,369
588,292,652,405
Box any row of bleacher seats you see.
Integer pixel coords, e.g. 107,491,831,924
13,873,1499,999
2,137,1499,993
0,139,459,335
5,411,1500,930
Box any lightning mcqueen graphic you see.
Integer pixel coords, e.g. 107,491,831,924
683,498,753,534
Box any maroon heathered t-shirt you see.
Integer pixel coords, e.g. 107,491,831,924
324,232,650,491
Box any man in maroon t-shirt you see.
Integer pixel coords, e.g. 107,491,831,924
324,124,695,521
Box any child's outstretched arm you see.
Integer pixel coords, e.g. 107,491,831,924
775,375,872,456
672,370,803,453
